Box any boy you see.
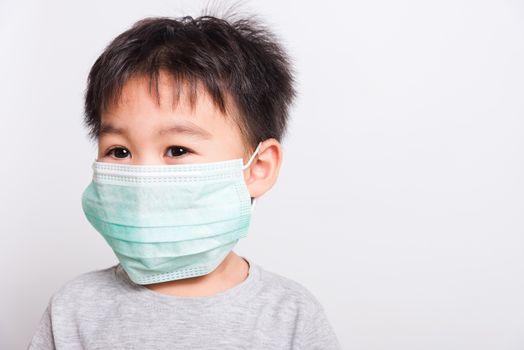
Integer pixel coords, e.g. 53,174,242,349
28,13,341,350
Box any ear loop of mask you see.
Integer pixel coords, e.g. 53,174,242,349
242,142,262,211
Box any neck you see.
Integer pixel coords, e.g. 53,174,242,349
144,251,250,297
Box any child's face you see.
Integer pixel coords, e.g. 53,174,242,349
97,71,251,166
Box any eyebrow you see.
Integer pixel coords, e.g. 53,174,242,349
99,123,125,136
99,122,212,139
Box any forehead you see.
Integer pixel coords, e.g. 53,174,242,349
100,71,243,137
107,72,219,118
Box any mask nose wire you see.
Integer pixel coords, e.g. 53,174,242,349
92,144,262,206
93,142,263,168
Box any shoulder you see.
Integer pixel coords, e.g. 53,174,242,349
49,264,120,308
253,264,324,315
253,265,342,349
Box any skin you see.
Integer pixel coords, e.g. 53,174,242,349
97,70,282,297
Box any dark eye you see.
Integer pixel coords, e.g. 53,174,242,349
107,147,131,159
166,146,188,158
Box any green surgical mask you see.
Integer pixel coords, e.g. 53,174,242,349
81,143,261,285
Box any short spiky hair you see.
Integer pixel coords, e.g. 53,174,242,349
83,14,296,149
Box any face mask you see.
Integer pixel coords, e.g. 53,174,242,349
81,143,261,285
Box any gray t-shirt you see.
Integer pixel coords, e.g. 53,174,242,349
27,257,341,349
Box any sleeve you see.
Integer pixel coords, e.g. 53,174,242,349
295,302,342,350
26,300,56,350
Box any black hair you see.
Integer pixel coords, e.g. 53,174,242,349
83,13,296,150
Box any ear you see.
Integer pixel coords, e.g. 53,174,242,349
243,138,282,198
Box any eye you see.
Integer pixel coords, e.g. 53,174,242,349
166,146,189,158
106,147,131,159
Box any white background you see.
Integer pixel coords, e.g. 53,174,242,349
1,0,524,349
